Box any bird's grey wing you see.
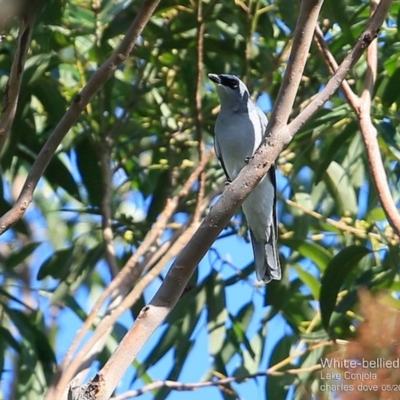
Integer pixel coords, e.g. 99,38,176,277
269,165,278,237
214,136,231,181
249,106,281,282
256,106,278,238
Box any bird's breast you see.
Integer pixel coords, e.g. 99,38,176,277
215,110,262,178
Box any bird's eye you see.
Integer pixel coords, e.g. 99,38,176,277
220,76,240,90
228,82,239,90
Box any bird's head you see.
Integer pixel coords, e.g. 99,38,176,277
208,73,251,111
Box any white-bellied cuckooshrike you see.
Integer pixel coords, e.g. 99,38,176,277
208,73,281,283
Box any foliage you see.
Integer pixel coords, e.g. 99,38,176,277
0,0,399,399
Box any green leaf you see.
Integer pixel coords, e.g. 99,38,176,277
293,264,320,299
37,247,74,280
320,245,371,332
282,239,331,271
324,161,358,216
383,67,400,106
5,242,42,269
231,302,255,361
206,271,228,355
314,121,357,184
267,335,297,400
75,136,103,208
146,169,170,223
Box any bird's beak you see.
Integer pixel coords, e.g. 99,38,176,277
208,73,221,84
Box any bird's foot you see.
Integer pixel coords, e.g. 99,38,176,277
244,155,253,164
225,179,232,186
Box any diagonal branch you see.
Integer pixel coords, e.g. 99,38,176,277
49,152,214,400
0,11,37,153
313,24,359,106
0,0,161,235
266,0,324,138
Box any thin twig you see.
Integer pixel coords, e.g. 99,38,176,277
111,340,338,399
284,199,382,240
99,137,119,278
193,0,207,223
287,0,394,136
313,25,359,106
0,12,37,153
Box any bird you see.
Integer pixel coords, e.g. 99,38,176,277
208,73,281,283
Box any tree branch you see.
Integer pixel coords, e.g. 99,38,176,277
49,152,214,400
69,1,324,399
0,0,161,235
193,0,207,223
267,0,324,138
110,339,341,399
312,0,400,236
99,136,119,279
75,1,396,398
358,0,400,236
284,199,384,241
111,366,322,399
287,0,393,136
0,11,37,153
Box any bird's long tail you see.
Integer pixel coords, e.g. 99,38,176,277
250,228,281,283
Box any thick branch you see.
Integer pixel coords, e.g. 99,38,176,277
267,0,325,138
50,152,214,400
0,0,161,235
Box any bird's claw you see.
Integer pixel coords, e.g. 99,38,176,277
225,179,232,186
245,156,253,164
